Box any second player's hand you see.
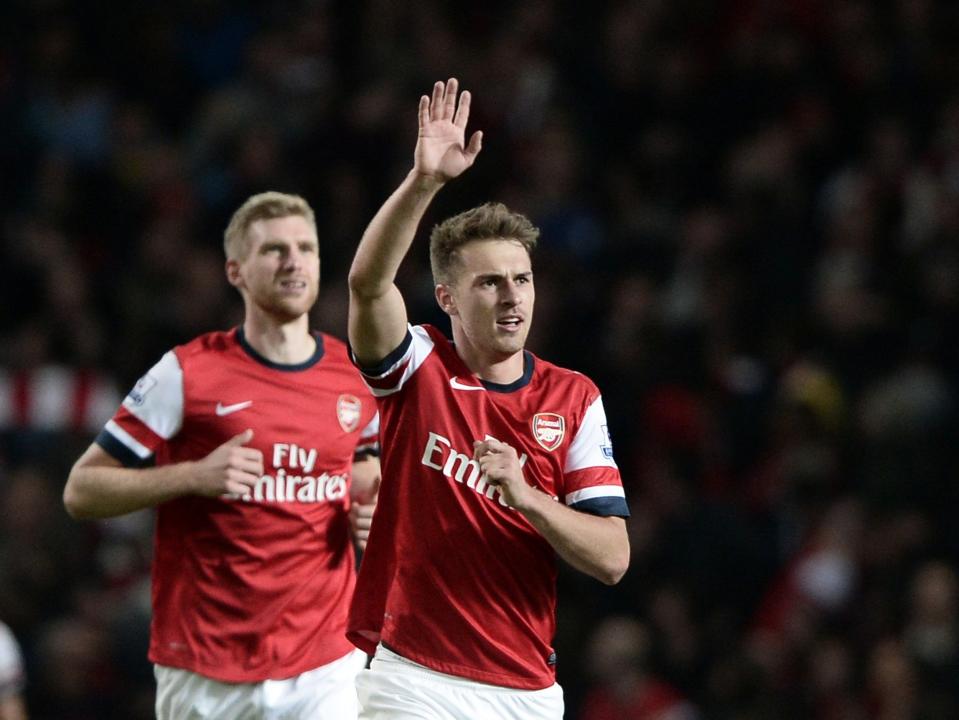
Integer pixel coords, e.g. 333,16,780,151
350,496,377,551
473,438,535,510
192,429,264,499
414,78,483,183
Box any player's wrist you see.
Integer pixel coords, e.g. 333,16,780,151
177,460,203,496
511,484,552,516
408,168,447,192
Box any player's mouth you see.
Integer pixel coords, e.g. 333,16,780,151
496,315,523,332
278,279,309,291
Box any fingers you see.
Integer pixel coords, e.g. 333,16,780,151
430,81,444,121
351,501,376,525
443,77,458,120
418,95,430,130
473,440,490,461
233,449,264,477
453,89,471,128
224,477,256,498
225,429,254,447
424,78,474,128
220,462,262,499
483,437,509,453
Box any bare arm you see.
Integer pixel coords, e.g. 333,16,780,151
63,430,264,519
475,439,630,585
348,78,482,365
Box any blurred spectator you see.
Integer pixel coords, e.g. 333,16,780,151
902,561,959,716
579,615,698,720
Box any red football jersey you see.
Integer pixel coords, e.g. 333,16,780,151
348,325,628,690
97,328,378,682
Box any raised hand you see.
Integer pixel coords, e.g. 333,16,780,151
193,429,264,499
414,78,483,183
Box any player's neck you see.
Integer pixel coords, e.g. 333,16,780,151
455,340,525,385
241,313,316,365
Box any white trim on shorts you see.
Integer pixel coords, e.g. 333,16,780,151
155,648,368,720
355,643,564,720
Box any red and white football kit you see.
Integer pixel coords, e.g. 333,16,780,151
97,328,378,683
348,324,629,690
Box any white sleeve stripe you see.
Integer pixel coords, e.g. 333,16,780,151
361,325,435,397
362,353,409,381
105,419,152,459
565,395,618,472
122,351,184,440
565,485,626,506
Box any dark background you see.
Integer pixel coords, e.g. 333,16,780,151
1,1,959,717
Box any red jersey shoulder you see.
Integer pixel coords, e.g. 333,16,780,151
316,332,353,368
173,329,240,366
529,354,601,405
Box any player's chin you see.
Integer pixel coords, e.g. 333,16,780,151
267,298,314,321
492,334,527,356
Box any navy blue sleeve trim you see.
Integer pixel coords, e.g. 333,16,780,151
95,429,155,468
569,496,631,518
350,329,414,376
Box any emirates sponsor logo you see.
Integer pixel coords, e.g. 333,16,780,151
532,413,565,451
420,432,527,507
337,394,362,432
243,470,347,503
225,442,348,504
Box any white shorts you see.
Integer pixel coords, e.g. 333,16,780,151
155,648,368,720
356,644,564,720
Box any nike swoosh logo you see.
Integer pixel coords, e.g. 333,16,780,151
449,377,485,391
215,400,253,416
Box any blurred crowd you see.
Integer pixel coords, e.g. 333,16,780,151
1,0,958,718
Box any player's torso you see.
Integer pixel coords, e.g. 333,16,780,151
384,339,581,532
155,332,374,573
147,331,374,678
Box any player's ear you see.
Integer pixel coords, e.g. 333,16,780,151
435,283,457,316
226,259,243,288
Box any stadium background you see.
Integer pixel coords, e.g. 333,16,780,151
1,1,959,717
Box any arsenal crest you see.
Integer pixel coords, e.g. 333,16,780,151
336,394,362,432
532,413,565,451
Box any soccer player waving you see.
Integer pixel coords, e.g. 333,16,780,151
64,193,380,718
347,79,630,719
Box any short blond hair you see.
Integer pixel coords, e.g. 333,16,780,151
429,202,539,285
223,192,316,260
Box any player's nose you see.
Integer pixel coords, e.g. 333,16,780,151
500,281,523,305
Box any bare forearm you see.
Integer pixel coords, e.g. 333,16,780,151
516,491,629,585
348,171,444,298
64,460,198,519
348,171,444,363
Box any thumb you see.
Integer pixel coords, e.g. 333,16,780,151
472,440,489,460
465,130,483,160
226,429,254,447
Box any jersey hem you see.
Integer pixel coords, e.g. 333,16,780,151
148,640,355,684
380,637,555,691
